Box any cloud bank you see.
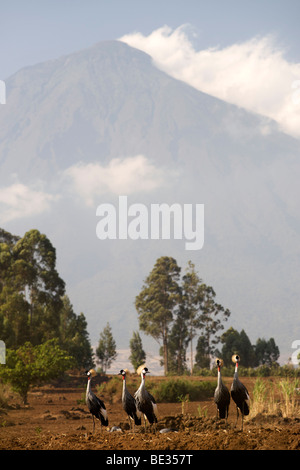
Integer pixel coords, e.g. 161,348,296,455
64,155,166,206
0,156,168,222
120,25,300,139
0,183,57,223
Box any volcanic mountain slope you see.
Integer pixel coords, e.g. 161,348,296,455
1,40,299,361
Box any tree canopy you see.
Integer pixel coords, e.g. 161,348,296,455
135,257,231,375
135,256,181,375
0,228,94,368
96,322,117,373
217,327,280,367
129,331,146,371
0,339,75,403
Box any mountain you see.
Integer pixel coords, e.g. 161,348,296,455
1,40,300,366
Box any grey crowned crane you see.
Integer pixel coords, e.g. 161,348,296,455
214,358,230,423
230,355,250,430
85,369,108,432
118,369,141,431
134,367,158,432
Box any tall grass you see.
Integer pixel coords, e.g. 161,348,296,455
251,377,267,415
250,377,300,418
278,378,299,417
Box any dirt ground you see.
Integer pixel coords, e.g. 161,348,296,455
0,375,299,451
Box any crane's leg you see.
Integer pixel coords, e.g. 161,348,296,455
241,403,244,431
92,415,95,433
235,406,239,428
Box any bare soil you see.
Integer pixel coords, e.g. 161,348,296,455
0,375,299,451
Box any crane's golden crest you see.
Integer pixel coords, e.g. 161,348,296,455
89,368,97,377
136,364,146,375
232,354,240,363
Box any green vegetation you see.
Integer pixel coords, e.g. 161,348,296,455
136,257,231,375
135,256,281,374
0,228,94,369
0,339,74,403
0,225,294,412
96,322,117,373
136,256,181,375
98,373,216,404
216,327,280,368
149,379,216,403
250,377,300,418
129,331,146,371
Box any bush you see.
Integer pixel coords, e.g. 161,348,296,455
0,339,75,404
150,379,216,403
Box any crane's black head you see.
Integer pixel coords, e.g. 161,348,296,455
118,369,126,377
142,367,150,377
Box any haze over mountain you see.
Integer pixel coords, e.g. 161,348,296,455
1,40,299,367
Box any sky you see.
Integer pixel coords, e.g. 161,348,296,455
2,0,300,79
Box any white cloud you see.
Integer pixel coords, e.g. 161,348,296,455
120,26,300,139
0,183,57,223
64,155,166,206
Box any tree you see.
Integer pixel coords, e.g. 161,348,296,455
255,337,280,366
129,331,146,371
181,261,202,374
59,296,94,369
0,231,30,347
13,229,65,343
218,327,256,367
0,229,65,346
135,256,181,375
195,334,211,369
181,261,230,373
96,323,117,373
0,339,75,404
167,308,189,374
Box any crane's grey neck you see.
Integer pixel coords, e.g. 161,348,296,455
86,376,92,395
234,362,239,378
217,367,222,385
139,373,146,390
121,376,126,399
122,375,127,390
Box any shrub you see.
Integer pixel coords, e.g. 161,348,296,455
150,379,216,403
0,339,75,404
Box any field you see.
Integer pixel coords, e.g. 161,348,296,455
0,373,299,451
